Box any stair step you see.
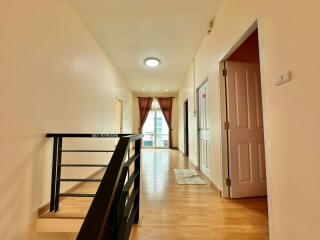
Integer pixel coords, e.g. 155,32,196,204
60,164,108,167
59,178,102,182
36,218,83,232
61,150,114,152
59,193,95,197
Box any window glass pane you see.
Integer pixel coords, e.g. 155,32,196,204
151,99,160,109
142,99,169,148
142,111,155,147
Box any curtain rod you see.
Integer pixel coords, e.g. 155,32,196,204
136,96,175,98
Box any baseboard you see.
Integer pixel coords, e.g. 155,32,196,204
38,203,50,216
38,168,105,216
177,148,187,155
209,180,222,196
188,160,222,196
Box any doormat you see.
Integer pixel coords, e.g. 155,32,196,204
174,169,206,185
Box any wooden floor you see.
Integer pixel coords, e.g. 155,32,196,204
131,149,269,240
40,149,269,239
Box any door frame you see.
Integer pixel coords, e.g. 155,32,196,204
115,98,124,134
196,78,209,172
218,20,271,202
183,99,189,156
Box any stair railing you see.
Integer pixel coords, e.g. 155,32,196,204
46,133,143,240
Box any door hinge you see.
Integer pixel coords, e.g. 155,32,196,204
226,178,231,186
224,121,230,130
223,69,228,77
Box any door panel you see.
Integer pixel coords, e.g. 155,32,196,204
226,61,267,198
235,71,249,128
198,81,211,178
237,143,252,182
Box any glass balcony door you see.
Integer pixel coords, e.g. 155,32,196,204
142,100,169,148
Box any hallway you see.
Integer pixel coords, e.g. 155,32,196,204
131,149,269,240
38,149,269,239
1,0,320,239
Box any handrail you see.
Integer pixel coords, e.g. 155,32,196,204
46,133,132,138
76,135,132,239
47,133,132,212
47,133,143,240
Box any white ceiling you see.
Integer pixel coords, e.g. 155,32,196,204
67,0,222,93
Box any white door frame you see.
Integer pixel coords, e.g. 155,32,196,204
114,97,124,134
119,99,123,133
218,20,271,203
117,98,124,133
196,78,210,175
183,98,189,156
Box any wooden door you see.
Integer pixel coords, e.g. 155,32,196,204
184,100,189,156
197,81,211,178
225,61,267,198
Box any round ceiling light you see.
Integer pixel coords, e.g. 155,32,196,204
144,57,161,68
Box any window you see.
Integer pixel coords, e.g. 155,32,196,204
142,99,169,148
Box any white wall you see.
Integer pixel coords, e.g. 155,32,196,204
178,0,320,239
0,0,133,239
133,93,179,148
178,67,198,164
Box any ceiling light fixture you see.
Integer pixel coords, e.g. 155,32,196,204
165,88,168,92
142,88,146,92
144,57,161,68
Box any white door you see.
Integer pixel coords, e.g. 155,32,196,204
115,99,123,133
225,61,267,198
197,81,211,178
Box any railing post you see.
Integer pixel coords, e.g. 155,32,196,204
50,137,63,212
50,137,58,212
55,137,63,211
134,139,141,224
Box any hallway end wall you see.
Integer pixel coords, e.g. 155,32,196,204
133,93,179,149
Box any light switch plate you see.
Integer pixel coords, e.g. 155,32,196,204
275,71,291,86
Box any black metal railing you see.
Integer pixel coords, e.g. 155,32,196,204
47,133,143,240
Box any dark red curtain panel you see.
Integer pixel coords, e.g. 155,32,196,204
156,97,173,148
138,97,153,133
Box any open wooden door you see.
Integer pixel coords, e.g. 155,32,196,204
225,61,267,198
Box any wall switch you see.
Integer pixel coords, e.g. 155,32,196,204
275,71,292,86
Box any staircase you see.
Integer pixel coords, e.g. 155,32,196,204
37,133,143,239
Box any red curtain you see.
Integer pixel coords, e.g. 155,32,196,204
138,97,153,133
157,97,173,148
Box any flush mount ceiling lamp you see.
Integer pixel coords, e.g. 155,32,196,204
144,57,161,68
